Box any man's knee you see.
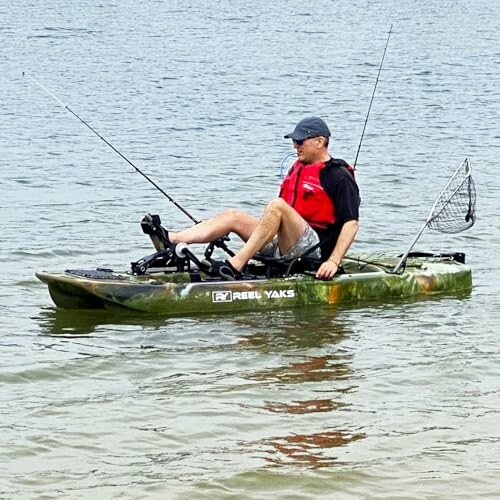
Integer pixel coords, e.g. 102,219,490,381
265,198,289,214
220,208,245,222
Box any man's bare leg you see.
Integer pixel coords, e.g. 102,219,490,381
229,198,309,271
169,209,259,244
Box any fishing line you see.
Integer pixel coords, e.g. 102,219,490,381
23,72,199,224
278,152,296,179
353,24,393,169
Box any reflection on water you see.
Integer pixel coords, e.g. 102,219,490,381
32,301,365,474
35,289,471,338
248,352,358,466
234,309,361,469
35,300,348,338
261,430,366,469
235,306,351,350
30,294,478,478
263,398,347,414
34,306,168,336
249,354,354,385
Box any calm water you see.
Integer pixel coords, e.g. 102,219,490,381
1,0,500,497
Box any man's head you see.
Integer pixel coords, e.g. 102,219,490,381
284,116,330,143
285,116,331,164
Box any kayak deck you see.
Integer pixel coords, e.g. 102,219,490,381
36,254,472,314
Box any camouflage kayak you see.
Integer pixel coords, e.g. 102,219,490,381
36,252,472,315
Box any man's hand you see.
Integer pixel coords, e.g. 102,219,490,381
315,259,339,280
315,220,359,280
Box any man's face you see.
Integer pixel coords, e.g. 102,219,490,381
293,136,322,164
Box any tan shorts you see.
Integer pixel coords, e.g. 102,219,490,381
261,224,321,260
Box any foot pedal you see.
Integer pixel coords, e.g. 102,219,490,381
141,213,170,252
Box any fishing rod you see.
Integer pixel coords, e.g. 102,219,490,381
353,24,393,169
23,72,199,224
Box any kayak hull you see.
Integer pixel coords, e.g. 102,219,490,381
36,254,472,315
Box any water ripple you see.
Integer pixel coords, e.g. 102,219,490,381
1,0,499,497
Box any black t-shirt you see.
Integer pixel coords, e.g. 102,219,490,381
316,158,360,259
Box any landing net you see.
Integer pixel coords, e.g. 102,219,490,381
392,157,476,273
427,157,476,233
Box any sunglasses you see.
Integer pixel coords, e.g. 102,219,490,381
293,136,319,146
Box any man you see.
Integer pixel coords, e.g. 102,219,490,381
150,116,360,280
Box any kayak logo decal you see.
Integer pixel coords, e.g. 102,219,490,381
212,291,233,303
212,289,295,303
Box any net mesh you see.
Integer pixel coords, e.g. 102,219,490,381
427,158,476,233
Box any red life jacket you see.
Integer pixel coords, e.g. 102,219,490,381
279,160,354,230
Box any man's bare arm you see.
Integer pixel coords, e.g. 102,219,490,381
315,220,359,279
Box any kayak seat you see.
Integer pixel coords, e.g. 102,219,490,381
250,251,323,278
251,236,327,278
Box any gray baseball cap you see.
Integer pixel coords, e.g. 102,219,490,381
284,116,331,141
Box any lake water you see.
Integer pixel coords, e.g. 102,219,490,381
1,0,500,497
